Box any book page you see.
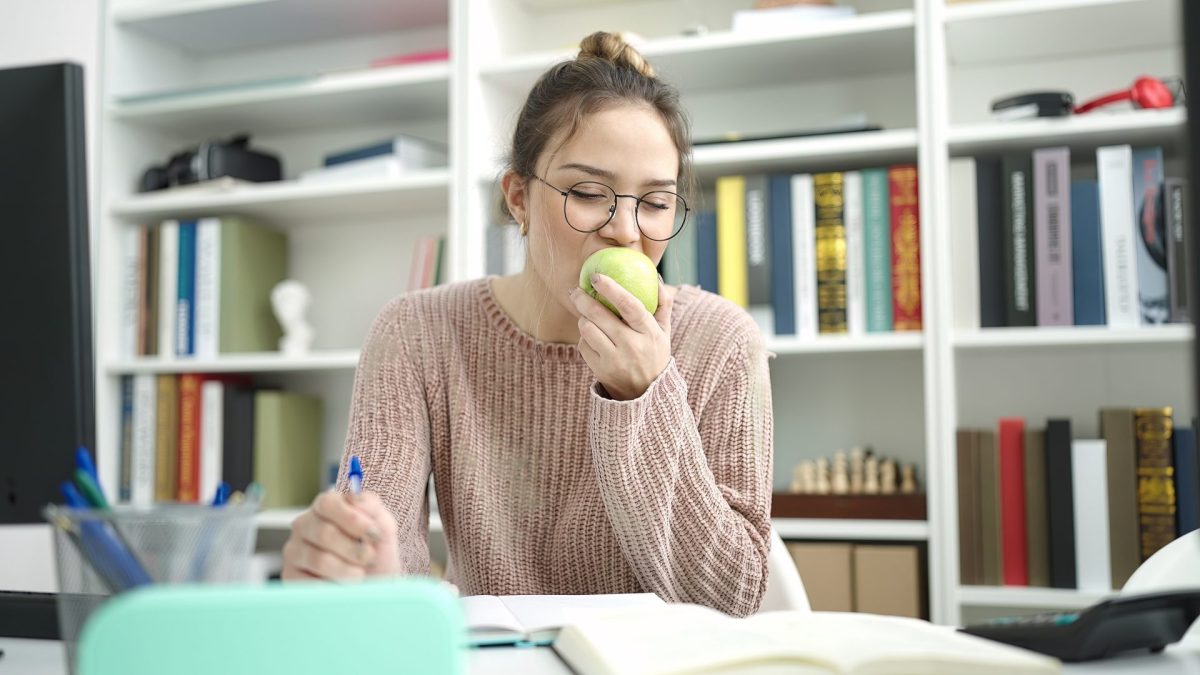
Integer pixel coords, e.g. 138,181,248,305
501,593,664,634
460,595,524,643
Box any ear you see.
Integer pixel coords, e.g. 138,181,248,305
501,170,528,226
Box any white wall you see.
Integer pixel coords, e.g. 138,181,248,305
0,0,102,594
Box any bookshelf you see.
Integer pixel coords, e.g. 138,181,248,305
89,0,1189,626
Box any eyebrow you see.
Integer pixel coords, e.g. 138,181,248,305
557,162,677,189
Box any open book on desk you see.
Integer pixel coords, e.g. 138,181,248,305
462,593,663,647
554,605,1062,675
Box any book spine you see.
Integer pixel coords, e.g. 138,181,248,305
222,385,256,492
199,379,224,505
1100,408,1141,590
814,172,847,334
998,417,1029,586
177,372,203,502
158,220,179,359
844,171,865,336
136,226,149,356
1135,407,1176,561
130,373,157,507
119,375,134,502
956,429,983,586
791,175,818,339
768,174,796,336
1097,146,1141,327
1023,427,1050,587
144,225,160,356
194,217,220,359
176,220,197,356
1070,181,1107,326
744,174,773,332
1172,427,1199,537
1165,178,1190,323
1002,153,1036,326
889,164,921,331
1045,418,1077,588
978,429,1003,585
949,158,980,331
1033,147,1073,326
121,227,140,359
975,158,1007,328
696,211,719,293
154,374,178,502
862,167,892,332
1131,147,1168,324
1072,439,1113,592
716,176,749,307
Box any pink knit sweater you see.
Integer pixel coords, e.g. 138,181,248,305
337,277,774,617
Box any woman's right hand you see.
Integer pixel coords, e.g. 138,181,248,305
281,489,402,581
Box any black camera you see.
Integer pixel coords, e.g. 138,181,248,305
138,134,282,192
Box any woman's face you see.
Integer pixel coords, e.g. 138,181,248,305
520,103,680,315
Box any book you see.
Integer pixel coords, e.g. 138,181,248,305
1165,177,1190,322
1045,418,1077,589
695,210,719,294
814,171,847,334
978,429,1003,586
553,605,1061,675
998,417,1028,586
768,174,796,335
1131,147,1168,324
153,374,178,502
215,216,288,354
1134,407,1176,561
862,167,892,332
956,429,983,586
976,157,1006,328
791,174,818,339
1173,427,1199,536
1032,147,1073,326
130,373,157,507
949,158,980,331
1096,146,1141,327
844,170,865,336
254,390,322,509
889,164,921,331
175,220,198,357
744,174,773,333
321,134,447,169
1070,181,1106,326
157,220,179,358
1099,408,1140,590
1071,439,1112,592
716,175,749,307
1023,427,1050,587
462,593,662,647
1002,153,1036,326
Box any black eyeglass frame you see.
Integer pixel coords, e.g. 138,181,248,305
532,175,691,242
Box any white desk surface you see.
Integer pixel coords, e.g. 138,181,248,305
4,636,1200,674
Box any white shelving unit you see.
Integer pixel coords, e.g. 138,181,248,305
90,0,1189,626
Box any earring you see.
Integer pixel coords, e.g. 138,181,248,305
519,219,528,236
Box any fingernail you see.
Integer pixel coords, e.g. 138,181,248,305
591,273,601,285
366,527,381,542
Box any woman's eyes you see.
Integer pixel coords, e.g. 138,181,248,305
569,190,607,200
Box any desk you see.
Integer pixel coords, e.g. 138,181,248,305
4,636,1200,674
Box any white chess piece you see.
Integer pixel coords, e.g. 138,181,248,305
799,461,817,494
790,464,804,493
831,451,849,495
900,463,918,494
863,454,879,495
849,447,864,495
880,459,897,495
815,457,831,495
271,280,314,355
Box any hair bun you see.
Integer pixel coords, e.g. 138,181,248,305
578,31,655,79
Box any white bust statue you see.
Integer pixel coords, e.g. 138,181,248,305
271,280,314,355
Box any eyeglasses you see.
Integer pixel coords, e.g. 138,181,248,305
533,175,690,242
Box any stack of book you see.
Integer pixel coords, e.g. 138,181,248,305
300,135,448,183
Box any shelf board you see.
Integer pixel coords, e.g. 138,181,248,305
958,585,1113,609
948,108,1186,157
256,509,445,533
106,350,362,375
481,10,915,95
772,518,929,541
945,0,1179,66
693,129,918,179
109,170,450,222
953,324,1192,350
110,63,450,136
767,332,924,355
113,0,448,54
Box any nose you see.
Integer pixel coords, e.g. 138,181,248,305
599,195,641,244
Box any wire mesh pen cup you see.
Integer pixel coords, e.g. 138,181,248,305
44,502,258,674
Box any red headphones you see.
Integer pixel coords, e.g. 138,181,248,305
1074,76,1179,114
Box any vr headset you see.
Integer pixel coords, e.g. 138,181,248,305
139,134,282,192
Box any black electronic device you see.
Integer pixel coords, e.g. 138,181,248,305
138,133,282,192
960,590,1200,662
990,91,1075,119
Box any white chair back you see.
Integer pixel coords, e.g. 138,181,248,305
758,528,811,613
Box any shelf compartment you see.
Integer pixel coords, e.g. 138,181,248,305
767,332,923,355
958,585,1113,609
948,108,1185,157
953,325,1192,350
694,129,918,179
110,170,450,222
481,10,915,95
110,63,450,136
945,0,1179,66
773,517,929,541
113,0,448,55
106,350,362,375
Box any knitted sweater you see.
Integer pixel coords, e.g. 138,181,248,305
337,276,774,617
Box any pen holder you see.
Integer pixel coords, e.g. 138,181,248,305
43,502,258,674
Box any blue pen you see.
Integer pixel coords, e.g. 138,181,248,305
211,481,230,507
348,456,363,496
60,482,153,590
75,446,103,495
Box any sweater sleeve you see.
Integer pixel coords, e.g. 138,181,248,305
334,297,433,576
586,331,774,617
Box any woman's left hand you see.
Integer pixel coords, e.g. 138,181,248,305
569,274,675,401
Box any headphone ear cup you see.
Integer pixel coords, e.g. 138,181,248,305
1131,76,1174,109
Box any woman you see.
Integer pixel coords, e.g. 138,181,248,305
282,31,774,617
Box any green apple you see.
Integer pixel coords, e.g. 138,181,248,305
579,248,660,317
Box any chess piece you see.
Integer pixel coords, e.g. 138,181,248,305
815,457,831,495
790,464,805,493
863,454,880,494
849,447,865,495
798,461,817,494
831,451,849,495
901,463,918,494
272,280,314,355
880,458,897,495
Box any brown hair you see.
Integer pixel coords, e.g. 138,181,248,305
498,31,695,224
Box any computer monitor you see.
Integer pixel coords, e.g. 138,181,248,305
0,61,94,637
1189,4,1200,414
